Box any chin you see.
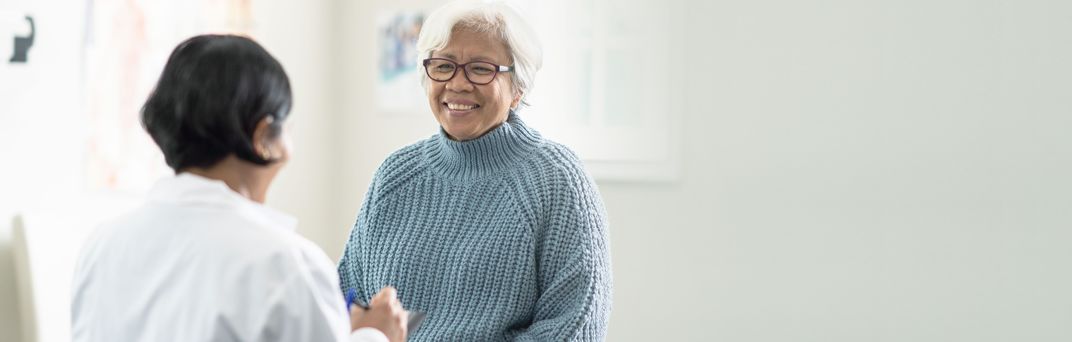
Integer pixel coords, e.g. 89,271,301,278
446,127,477,140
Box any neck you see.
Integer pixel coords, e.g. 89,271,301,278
181,155,274,203
428,112,543,181
447,121,506,142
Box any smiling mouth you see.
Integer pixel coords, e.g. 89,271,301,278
444,102,480,111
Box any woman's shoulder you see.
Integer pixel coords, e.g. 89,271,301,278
365,135,439,198
511,138,607,235
523,138,590,184
381,137,433,166
506,138,602,214
373,136,437,177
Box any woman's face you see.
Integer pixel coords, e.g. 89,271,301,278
426,28,521,141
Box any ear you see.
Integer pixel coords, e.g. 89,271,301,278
510,90,524,110
252,116,275,158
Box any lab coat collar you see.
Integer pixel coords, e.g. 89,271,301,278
147,173,298,231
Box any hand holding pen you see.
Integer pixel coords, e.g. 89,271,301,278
349,286,408,342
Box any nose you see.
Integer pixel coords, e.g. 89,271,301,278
445,69,474,92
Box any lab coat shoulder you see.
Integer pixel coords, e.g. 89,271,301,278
212,210,353,342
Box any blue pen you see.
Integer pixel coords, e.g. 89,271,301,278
344,288,363,314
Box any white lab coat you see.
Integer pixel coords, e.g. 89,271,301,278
71,173,387,342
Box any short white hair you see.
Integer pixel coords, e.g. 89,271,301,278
416,0,543,107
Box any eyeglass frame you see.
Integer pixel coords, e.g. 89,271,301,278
422,58,514,85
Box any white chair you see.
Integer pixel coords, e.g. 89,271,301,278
11,195,139,342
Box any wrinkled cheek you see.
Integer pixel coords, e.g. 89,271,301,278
426,87,444,115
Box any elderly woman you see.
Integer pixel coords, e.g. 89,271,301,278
338,1,612,341
72,35,406,342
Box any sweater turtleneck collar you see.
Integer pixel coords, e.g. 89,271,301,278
425,112,543,181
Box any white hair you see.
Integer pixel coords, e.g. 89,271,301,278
416,0,543,108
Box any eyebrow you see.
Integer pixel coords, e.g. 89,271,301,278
438,53,501,64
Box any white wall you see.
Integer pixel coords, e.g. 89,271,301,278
1,1,92,340
251,0,344,261
607,0,1072,341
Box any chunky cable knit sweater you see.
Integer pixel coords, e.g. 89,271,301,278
338,113,612,341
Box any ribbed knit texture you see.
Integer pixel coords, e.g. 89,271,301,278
338,113,612,341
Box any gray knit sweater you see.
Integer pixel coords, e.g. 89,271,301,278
338,113,612,341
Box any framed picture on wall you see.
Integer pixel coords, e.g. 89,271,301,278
520,0,683,182
375,10,427,114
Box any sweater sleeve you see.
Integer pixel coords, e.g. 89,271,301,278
514,166,613,341
338,177,378,301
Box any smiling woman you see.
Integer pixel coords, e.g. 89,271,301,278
422,27,520,141
337,1,613,341
416,0,539,141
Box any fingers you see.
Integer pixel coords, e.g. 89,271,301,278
356,286,408,341
349,304,367,331
370,286,398,307
372,286,405,319
398,309,409,335
349,304,367,318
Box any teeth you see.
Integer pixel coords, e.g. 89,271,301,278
447,103,476,111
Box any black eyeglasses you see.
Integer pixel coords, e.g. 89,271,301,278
423,58,514,85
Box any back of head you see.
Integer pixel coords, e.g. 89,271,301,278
141,34,292,172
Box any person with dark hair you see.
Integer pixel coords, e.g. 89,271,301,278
71,34,407,342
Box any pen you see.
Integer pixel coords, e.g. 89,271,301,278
344,288,367,314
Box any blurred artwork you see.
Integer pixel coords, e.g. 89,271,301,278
83,0,253,192
376,11,426,113
517,0,680,181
